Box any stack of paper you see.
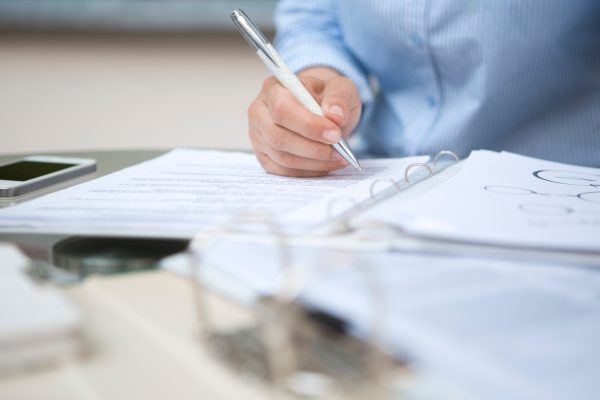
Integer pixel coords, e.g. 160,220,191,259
1,148,597,253
359,150,600,252
0,149,425,237
299,252,600,400
0,243,81,373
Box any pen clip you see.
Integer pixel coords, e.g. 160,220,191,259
231,9,279,67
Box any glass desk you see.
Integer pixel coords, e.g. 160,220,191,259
0,150,189,282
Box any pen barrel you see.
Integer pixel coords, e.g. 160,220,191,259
257,47,325,117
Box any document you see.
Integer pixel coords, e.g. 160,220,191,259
363,151,600,252
0,149,426,238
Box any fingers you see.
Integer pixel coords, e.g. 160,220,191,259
249,114,347,174
263,77,343,144
255,151,332,178
248,74,357,177
319,76,362,137
251,100,342,161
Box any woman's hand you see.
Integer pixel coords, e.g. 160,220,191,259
248,67,362,177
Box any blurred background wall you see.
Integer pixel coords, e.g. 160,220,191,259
0,0,277,155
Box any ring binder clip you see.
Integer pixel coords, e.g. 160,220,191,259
188,213,412,398
272,250,403,398
326,196,359,232
188,211,297,387
403,163,433,184
369,179,402,199
432,150,459,166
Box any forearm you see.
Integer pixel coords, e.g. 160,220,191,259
275,0,373,105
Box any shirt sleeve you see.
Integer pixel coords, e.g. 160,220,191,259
274,0,374,105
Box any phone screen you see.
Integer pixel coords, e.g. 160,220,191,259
0,161,76,182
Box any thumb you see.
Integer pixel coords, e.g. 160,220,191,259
320,76,362,131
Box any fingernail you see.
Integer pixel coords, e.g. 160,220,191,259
331,151,344,161
328,105,345,119
323,129,340,143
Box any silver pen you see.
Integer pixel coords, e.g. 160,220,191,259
231,8,362,171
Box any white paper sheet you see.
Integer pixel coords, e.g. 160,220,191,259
299,252,600,400
0,149,426,237
364,150,600,252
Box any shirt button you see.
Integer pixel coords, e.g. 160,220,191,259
426,95,437,108
410,32,424,48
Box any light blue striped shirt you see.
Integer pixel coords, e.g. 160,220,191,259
274,0,600,167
